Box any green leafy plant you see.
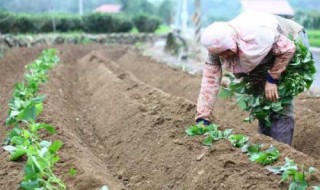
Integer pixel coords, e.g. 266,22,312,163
267,157,316,190
2,49,65,190
228,134,249,148
21,140,65,190
69,168,77,176
185,122,214,136
186,122,232,146
242,144,280,165
202,128,232,146
219,40,316,126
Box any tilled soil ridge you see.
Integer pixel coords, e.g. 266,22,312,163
95,47,320,160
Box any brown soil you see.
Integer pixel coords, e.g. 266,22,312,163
0,44,320,190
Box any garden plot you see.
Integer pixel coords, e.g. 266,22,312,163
1,44,320,189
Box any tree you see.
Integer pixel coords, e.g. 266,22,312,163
158,0,174,25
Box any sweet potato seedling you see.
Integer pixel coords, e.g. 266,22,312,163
186,122,232,146
2,49,65,190
242,144,280,165
267,157,316,190
228,134,249,148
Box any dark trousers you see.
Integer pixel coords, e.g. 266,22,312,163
259,114,294,145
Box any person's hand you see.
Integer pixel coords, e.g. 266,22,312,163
196,118,211,126
265,81,279,102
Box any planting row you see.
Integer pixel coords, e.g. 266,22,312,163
2,49,65,190
186,122,320,190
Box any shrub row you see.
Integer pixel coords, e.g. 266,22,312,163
0,12,162,34
295,11,320,29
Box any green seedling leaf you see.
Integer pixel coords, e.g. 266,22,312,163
35,103,43,116
40,124,56,134
206,123,219,131
20,179,41,190
10,136,27,146
236,97,247,110
49,140,63,154
22,130,31,139
202,135,213,146
39,147,49,158
11,147,27,161
30,156,43,173
219,87,234,99
69,168,77,176
24,164,38,179
223,129,233,138
249,146,279,165
8,127,22,139
289,181,308,190
3,145,17,154
51,155,61,165
186,125,208,136
241,143,262,154
294,171,305,183
31,95,45,104
40,140,51,148
267,157,298,175
228,134,249,148
18,103,37,122
224,73,235,82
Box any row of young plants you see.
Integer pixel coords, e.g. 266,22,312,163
2,49,66,190
186,122,320,190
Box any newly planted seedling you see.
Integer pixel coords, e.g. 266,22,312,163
267,157,316,190
69,168,77,176
228,134,249,148
186,122,232,146
2,49,65,190
202,128,232,146
242,144,280,165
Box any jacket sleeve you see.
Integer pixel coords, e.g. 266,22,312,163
196,52,222,122
269,34,296,79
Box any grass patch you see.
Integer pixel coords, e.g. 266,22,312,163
155,25,171,34
130,25,171,34
307,30,320,47
309,38,320,47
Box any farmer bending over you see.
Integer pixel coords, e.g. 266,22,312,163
196,12,309,145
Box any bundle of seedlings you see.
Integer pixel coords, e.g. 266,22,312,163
219,40,316,126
